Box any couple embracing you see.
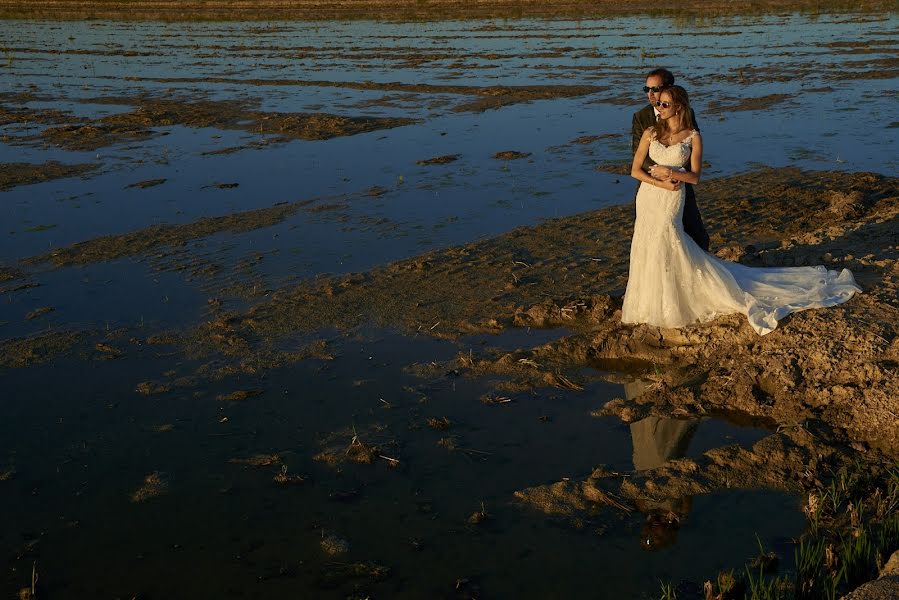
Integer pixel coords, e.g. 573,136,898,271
620,68,859,336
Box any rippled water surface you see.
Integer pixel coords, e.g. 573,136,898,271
1,12,897,599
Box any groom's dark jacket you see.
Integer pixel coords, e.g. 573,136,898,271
631,104,710,251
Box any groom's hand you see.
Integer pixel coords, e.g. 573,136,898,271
649,165,673,180
658,179,681,191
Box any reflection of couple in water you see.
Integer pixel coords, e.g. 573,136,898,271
623,68,860,335
625,380,697,550
621,69,861,546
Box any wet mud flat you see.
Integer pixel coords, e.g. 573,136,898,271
2,12,898,600
91,165,899,452
0,13,896,201
3,164,898,598
0,161,95,191
0,0,894,20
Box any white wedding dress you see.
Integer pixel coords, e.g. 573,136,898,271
621,130,860,336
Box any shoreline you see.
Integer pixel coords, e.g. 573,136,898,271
5,166,898,453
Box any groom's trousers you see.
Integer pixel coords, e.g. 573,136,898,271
682,183,710,252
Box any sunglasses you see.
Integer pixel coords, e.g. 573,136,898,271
654,100,672,109
643,85,666,93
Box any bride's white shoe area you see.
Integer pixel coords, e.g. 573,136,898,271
622,135,861,335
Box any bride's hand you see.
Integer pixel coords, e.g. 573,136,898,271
649,165,672,180
657,179,681,191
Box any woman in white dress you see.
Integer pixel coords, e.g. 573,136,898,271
622,86,860,335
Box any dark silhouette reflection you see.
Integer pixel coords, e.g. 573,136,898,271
624,380,699,551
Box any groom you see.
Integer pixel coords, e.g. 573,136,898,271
631,68,710,251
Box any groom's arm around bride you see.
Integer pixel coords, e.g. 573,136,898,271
631,68,710,252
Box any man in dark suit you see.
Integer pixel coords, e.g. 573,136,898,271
631,68,710,251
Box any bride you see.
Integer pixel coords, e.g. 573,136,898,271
622,86,860,335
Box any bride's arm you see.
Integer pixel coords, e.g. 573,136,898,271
631,129,680,190
671,133,703,185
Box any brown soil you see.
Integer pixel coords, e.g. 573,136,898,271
493,150,531,160
511,424,893,544
314,424,400,468
40,122,155,151
228,453,283,467
0,265,25,283
417,154,459,165
2,95,415,152
92,79,604,114
516,428,817,514
0,161,97,191
18,80,858,161
130,471,168,502
0,99,74,129
706,60,899,86
594,161,631,175
5,166,898,524
0,330,88,369
0,0,890,21
570,133,623,145
125,178,166,189
131,167,897,461
23,199,315,268
706,93,796,114
216,389,263,402
24,306,55,321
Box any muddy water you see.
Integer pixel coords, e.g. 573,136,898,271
2,329,799,599
1,12,897,599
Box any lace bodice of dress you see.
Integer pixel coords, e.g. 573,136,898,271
648,130,696,168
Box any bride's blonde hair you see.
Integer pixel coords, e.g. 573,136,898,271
652,85,697,139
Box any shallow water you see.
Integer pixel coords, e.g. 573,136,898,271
1,12,897,598
2,329,799,599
